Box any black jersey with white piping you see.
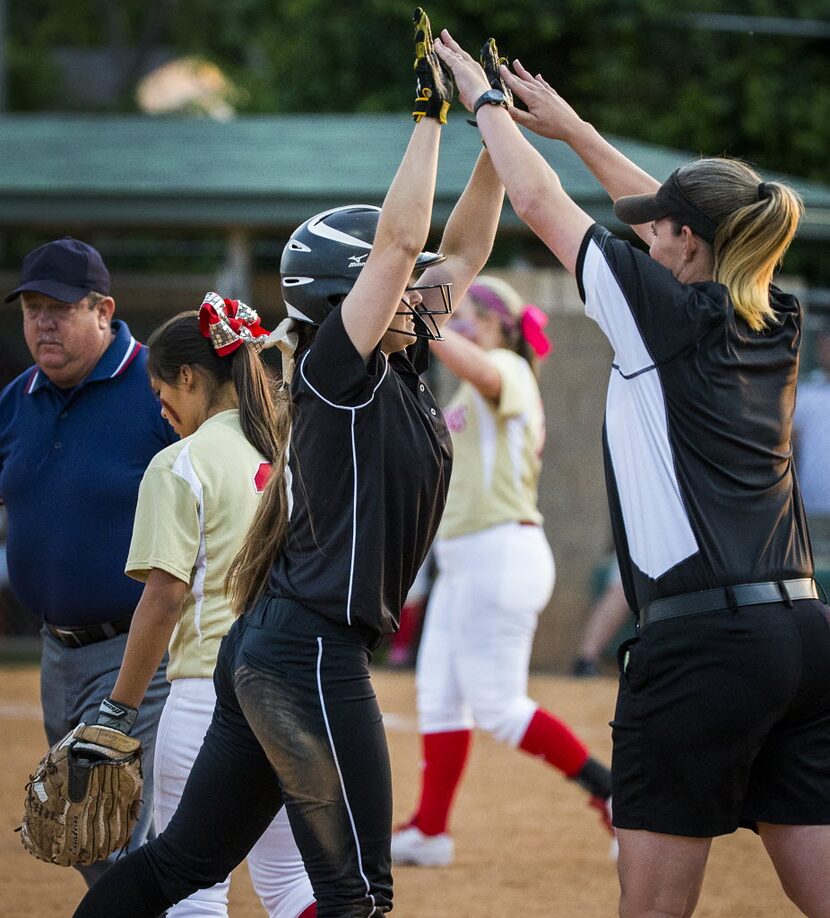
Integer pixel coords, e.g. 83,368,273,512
267,305,452,639
576,223,812,613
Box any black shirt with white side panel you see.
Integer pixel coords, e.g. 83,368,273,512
268,305,452,640
576,224,812,614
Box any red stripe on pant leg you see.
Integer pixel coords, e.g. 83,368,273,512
518,708,589,777
411,729,472,836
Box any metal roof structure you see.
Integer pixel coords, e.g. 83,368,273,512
2,114,828,238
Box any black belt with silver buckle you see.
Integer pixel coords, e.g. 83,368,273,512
638,578,818,630
45,614,134,648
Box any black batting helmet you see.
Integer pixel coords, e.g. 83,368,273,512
280,205,452,340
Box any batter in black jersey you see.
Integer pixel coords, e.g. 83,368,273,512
74,11,508,917
435,31,830,918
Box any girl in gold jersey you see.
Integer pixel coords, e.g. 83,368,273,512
91,299,316,918
392,276,615,868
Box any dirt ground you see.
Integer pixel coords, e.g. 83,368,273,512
0,665,799,917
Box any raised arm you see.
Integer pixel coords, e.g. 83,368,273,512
503,61,659,244
430,326,503,401
416,148,505,327
341,9,448,359
436,31,591,276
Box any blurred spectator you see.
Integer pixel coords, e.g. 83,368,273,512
572,554,632,677
794,322,830,591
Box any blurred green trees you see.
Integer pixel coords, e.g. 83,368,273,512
7,0,829,185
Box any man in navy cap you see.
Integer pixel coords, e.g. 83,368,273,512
0,238,176,887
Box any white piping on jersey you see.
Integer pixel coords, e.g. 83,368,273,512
583,235,699,578
284,435,294,520
298,350,389,411
110,336,138,377
506,413,526,493
298,350,389,626
347,416,359,625
315,637,378,917
171,443,207,641
470,388,497,491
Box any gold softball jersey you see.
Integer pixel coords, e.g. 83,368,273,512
438,348,544,540
126,409,271,680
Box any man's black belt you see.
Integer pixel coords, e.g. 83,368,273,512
638,578,819,630
45,614,134,648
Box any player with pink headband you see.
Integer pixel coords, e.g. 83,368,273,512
392,274,614,868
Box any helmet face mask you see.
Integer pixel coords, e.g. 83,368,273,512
392,282,453,341
281,205,452,340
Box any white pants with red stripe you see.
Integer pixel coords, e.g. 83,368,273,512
416,521,556,745
154,678,315,918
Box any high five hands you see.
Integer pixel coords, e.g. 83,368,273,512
434,29,584,143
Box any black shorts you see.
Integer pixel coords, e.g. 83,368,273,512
611,598,830,837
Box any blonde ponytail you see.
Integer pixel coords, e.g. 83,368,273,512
676,159,803,332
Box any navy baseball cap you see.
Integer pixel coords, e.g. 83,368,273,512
4,237,111,304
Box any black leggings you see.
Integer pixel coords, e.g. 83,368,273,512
73,597,393,918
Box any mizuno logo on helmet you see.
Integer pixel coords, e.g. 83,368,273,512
349,254,369,268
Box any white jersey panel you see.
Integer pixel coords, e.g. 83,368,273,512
605,368,699,578
583,232,699,579
583,236,653,376
471,388,497,491
171,444,207,640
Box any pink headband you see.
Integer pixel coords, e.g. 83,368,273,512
468,284,516,328
468,284,553,360
199,292,270,356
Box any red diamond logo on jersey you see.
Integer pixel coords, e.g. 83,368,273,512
254,462,272,493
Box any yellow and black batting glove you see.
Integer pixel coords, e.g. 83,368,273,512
466,37,512,129
412,7,454,124
481,37,513,107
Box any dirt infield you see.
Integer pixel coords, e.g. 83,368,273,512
0,665,798,917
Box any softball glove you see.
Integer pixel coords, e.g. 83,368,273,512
18,723,143,867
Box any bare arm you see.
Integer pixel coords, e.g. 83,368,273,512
341,118,442,360
436,31,591,276
430,327,502,401
109,568,188,709
503,62,659,244
417,149,505,328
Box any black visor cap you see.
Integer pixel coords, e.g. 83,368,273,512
614,170,719,243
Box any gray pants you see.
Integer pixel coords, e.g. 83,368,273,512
40,627,170,887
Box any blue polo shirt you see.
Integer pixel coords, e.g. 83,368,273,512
0,320,177,626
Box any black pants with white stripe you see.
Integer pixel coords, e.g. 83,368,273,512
73,596,393,918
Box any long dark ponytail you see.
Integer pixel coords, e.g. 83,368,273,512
225,322,317,615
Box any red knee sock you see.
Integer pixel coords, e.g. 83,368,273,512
518,708,589,777
389,601,425,664
410,729,472,836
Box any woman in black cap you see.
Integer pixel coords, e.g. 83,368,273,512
435,31,830,918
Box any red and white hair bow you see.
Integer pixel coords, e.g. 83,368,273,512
198,292,270,356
